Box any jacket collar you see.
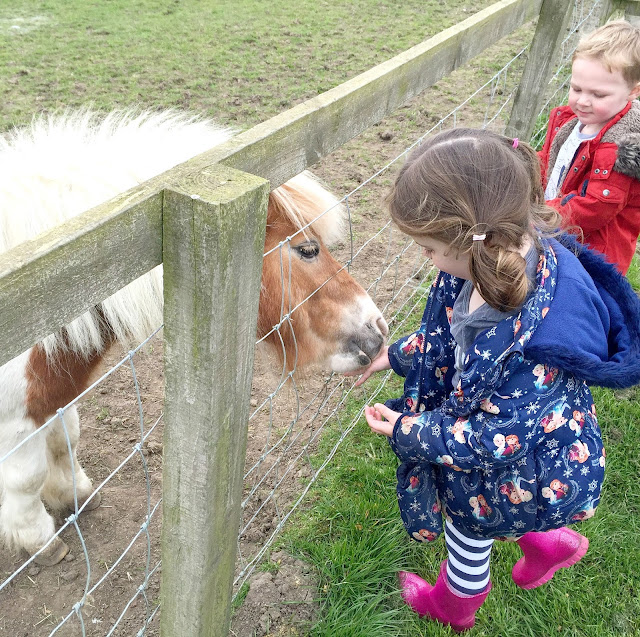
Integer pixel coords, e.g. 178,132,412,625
442,241,558,417
547,101,635,180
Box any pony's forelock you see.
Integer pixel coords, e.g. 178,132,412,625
270,172,347,246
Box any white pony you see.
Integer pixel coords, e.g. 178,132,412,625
0,109,388,564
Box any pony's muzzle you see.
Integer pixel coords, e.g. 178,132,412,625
352,316,388,365
327,308,388,373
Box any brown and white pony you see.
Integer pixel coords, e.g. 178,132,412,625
0,110,387,565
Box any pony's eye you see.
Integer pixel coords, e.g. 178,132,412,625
293,240,320,260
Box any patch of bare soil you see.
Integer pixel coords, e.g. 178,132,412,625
1,23,534,637
230,552,318,637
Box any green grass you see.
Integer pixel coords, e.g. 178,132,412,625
280,374,640,636
0,0,496,131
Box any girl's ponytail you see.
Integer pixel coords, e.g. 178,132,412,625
470,238,531,312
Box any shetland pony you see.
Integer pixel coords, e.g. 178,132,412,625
0,110,388,564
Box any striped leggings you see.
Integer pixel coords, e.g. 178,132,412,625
445,520,493,596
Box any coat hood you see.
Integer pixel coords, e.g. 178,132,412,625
527,235,640,388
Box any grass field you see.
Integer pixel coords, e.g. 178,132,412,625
1,0,495,131
3,1,640,636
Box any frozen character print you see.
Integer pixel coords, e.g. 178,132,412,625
435,455,465,472
571,500,597,522
470,494,493,521
445,306,454,323
407,475,421,494
412,529,439,542
451,417,472,444
504,434,521,456
568,440,590,463
537,254,551,287
499,481,533,505
434,366,449,386
499,475,535,504
401,332,425,356
532,363,559,390
480,398,500,414
400,414,421,435
541,403,568,433
542,479,570,505
518,328,534,347
569,410,586,436
493,433,506,458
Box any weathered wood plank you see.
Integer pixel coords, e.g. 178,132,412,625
505,0,573,140
161,165,269,637
0,0,542,365
0,191,163,365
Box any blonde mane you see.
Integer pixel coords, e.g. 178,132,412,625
269,172,347,247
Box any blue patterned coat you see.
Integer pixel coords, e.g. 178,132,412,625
386,236,640,541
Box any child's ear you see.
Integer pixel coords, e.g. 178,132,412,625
630,82,640,101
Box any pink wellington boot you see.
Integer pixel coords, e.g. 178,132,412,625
512,527,589,589
398,561,491,633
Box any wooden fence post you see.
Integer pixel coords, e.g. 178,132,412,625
505,0,573,140
617,0,640,22
597,0,616,23
160,165,270,637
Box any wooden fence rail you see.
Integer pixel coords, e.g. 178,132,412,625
0,0,541,367
0,0,625,634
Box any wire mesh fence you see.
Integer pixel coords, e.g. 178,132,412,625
1,329,164,636
0,0,605,634
233,0,605,597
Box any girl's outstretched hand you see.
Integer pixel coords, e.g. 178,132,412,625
344,346,391,386
364,403,400,437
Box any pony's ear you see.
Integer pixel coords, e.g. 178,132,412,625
271,171,347,247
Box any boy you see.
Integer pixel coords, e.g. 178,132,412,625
539,20,640,274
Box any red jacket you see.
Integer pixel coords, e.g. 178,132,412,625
538,101,640,274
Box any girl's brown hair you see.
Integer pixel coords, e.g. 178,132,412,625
387,128,561,312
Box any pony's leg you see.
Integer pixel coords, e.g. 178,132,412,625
42,406,100,513
0,418,68,565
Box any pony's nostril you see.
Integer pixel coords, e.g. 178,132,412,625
357,351,371,367
377,315,389,337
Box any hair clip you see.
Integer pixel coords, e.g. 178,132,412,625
472,234,487,241
512,138,519,148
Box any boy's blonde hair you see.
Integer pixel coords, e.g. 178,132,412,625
573,19,640,87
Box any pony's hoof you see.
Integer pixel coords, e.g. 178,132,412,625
33,536,69,566
80,490,102,512
66,490,102,514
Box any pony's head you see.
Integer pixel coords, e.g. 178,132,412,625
259,172,388,373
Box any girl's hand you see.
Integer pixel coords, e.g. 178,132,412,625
364,403,400,437
344,346,391,387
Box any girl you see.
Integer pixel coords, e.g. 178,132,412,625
354,128,640,632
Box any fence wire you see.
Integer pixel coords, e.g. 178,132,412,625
233,0,604,597
1,328,163,636
0,0,604,634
